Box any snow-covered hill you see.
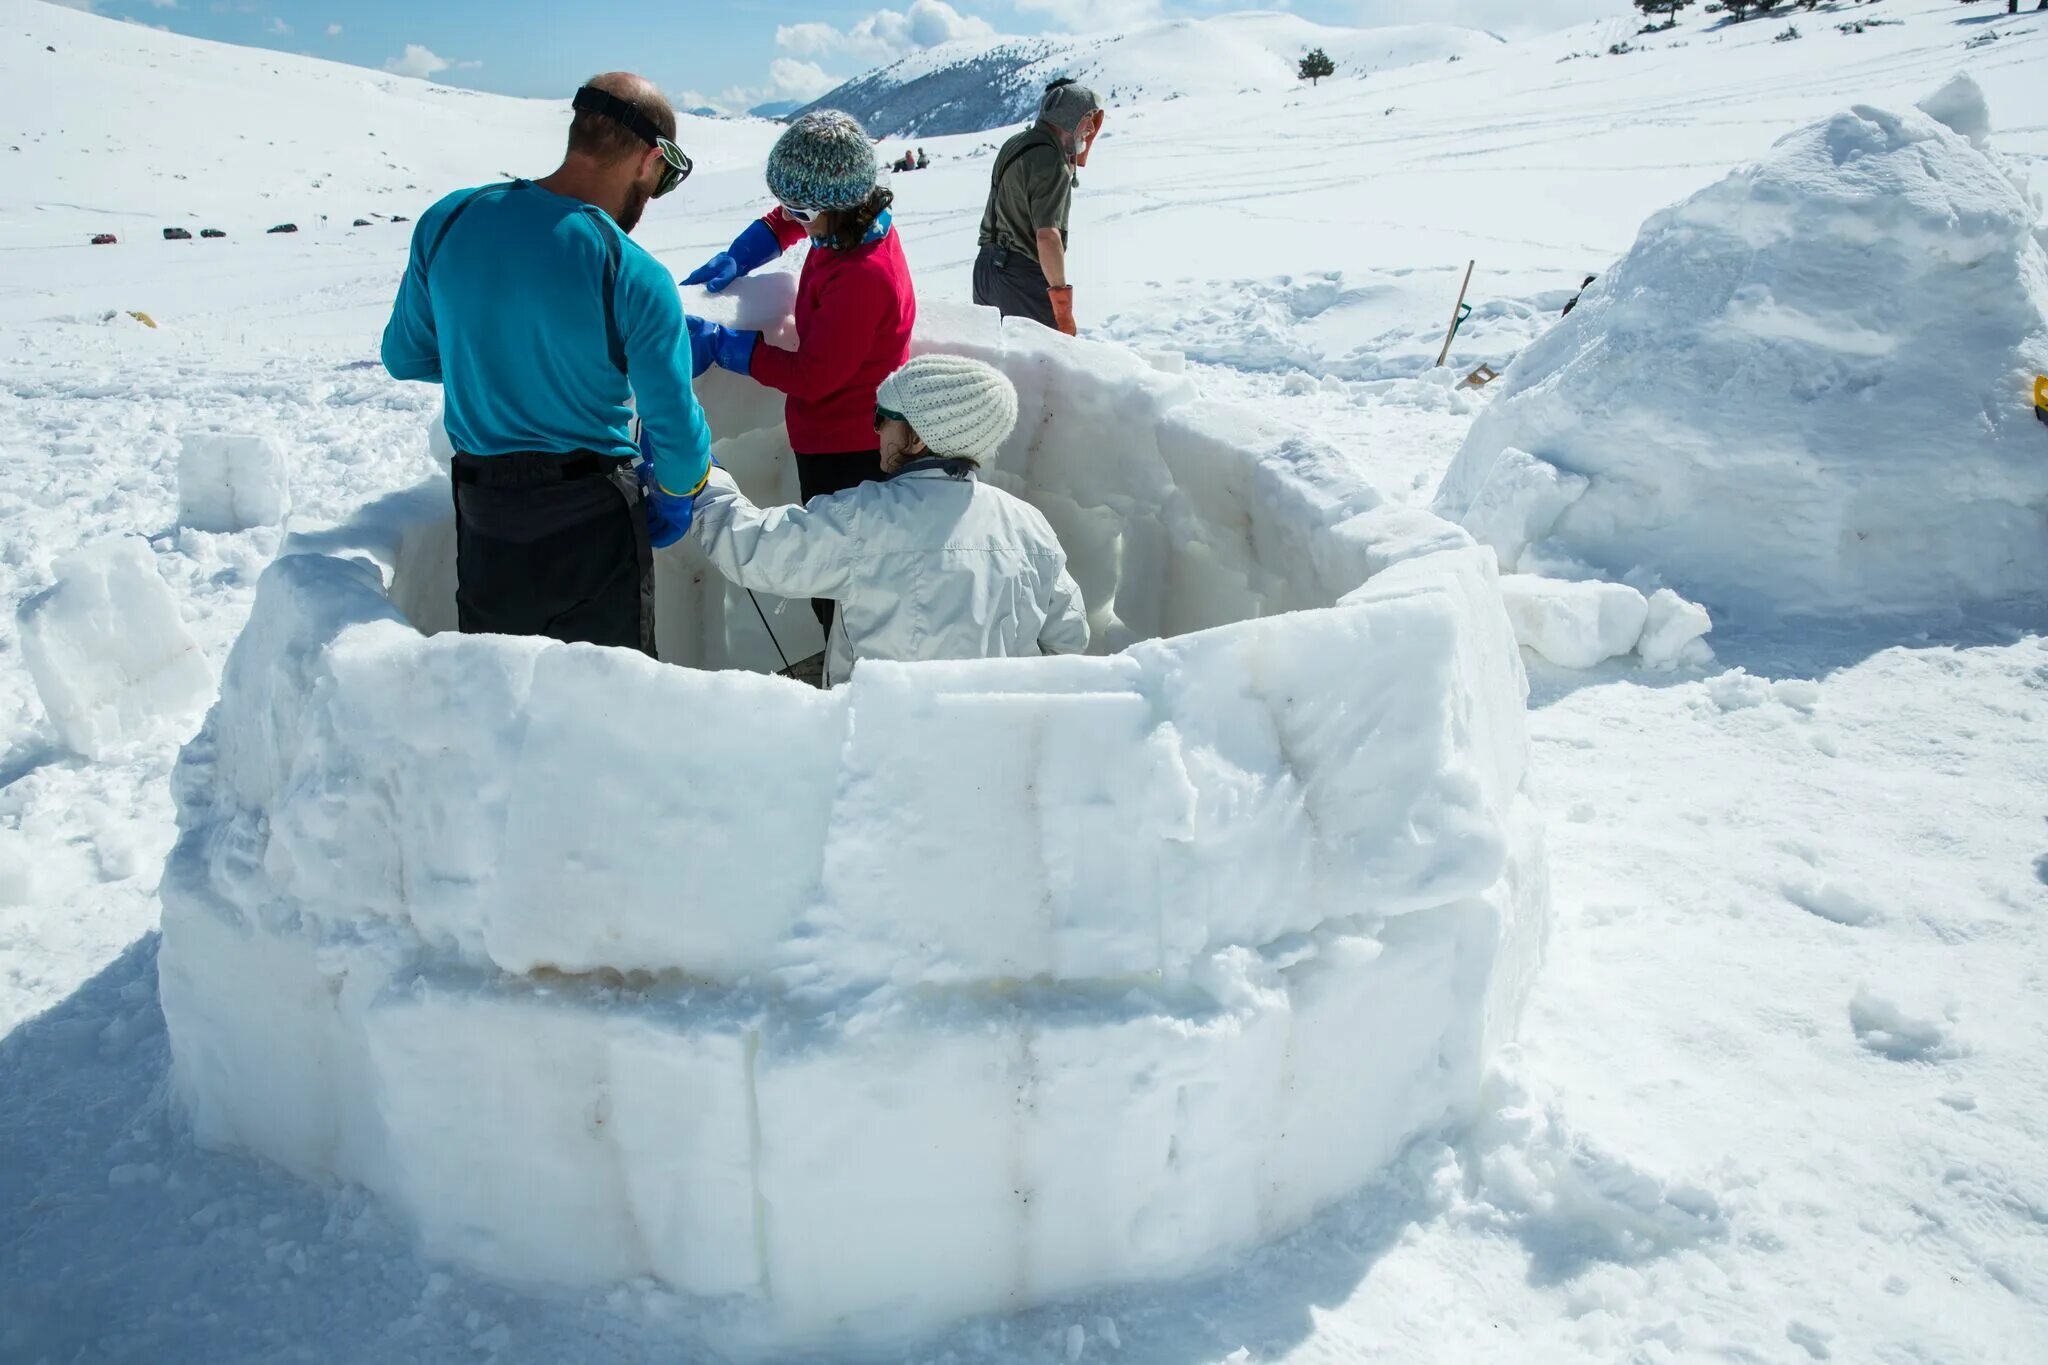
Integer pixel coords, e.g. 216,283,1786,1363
796,12,1503,138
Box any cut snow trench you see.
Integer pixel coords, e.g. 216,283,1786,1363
158,290,1551,1351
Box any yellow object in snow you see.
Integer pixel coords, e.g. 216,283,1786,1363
2034,374,2047,422
127,311,157,329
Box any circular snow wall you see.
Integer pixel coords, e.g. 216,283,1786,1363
160,297,1547,1352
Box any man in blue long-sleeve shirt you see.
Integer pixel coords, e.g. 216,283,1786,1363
381,71,712,655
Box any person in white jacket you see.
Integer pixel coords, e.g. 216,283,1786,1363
689,354,1090,684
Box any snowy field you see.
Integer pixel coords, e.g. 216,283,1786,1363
4,0,2048,1361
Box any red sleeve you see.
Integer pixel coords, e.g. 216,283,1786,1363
750,264,896,403
762,205,808,251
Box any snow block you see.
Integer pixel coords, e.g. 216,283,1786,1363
1446,446,1587,573
1499,574,1649,669
1637,588,1714,670
177,431,290,531
160,299,1549,1351
18,536,213,758
1436,87,2048,617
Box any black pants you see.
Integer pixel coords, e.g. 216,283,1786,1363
972,244,1057,329
451,452,654,655
795,449,885,632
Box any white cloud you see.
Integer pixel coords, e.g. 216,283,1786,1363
697,56,843,117
149,0,180,9
777,0,995,63
326,23,342,37
384,43,450,78
263,16,289,35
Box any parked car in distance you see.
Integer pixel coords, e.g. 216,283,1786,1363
390,214,410,224
200,228,226,239
163,227,192,241
90,233,117,246
267,223,298,234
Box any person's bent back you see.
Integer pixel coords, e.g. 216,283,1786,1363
381,71,711,654
689,355,1089,685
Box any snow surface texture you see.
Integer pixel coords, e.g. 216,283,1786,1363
1436,82,2048,619
17,537,213,760
176,431,289,532
159,298,1549,1349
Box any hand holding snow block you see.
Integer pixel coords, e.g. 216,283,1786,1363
19,537,213,758
177,431,290,531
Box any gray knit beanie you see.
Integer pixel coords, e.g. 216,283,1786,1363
1038,79,1101,133
765,111,880,211
877,355,1019,463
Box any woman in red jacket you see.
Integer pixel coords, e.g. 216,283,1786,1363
685,111,917,630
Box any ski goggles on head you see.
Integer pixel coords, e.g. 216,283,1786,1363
873,404,907,430
572,85,693,198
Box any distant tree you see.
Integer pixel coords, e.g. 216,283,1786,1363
1634,0,1695,19
1298,47,1336,86
1753,0,1783,12
1724,0,1755,18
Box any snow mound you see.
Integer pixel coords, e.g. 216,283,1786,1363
1435,83,2048,618
18,537,212,758
178,432,290,532
160,303,1549,1350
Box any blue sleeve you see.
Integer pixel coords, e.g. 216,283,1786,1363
618,244,713,496
381,204,444,383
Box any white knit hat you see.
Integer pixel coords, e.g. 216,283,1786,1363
876,355,1019,463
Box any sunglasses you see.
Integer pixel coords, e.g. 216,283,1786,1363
779,202,825,224
573,86,694,199
873,404,907,431
653,137,692,199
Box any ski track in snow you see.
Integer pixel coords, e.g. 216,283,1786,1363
5,0,2048,1360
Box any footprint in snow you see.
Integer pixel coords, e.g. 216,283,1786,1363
1783,879,1883,927
1849,986,1962,1063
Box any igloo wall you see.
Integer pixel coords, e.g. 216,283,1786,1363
159,297,1548,1351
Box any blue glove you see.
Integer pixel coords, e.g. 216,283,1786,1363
636,456,697,549
707,324,759,377
685,314,715,378
636,430,707,549
680,219,782,294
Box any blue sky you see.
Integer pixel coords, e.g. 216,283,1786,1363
56,0,1616,111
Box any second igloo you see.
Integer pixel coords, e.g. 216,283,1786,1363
1436,79,2048,618
160,298,1548,1353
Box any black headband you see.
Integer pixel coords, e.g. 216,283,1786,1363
574,85,666,148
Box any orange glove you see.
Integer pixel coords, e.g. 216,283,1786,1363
1048,285,1077,337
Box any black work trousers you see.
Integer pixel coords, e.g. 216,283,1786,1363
451,452,654,656
972,244,1057,329
794,449,886,632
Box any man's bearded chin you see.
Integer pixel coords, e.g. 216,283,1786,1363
617,171,656,234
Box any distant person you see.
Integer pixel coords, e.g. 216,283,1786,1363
915,147,929,170
973,78,1103,336
681,110,917,635
380,73,710,655
688,355,1089,685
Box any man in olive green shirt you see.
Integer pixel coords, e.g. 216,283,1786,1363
973,79,1102,336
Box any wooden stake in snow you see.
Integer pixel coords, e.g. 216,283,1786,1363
1436,259,1476,369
